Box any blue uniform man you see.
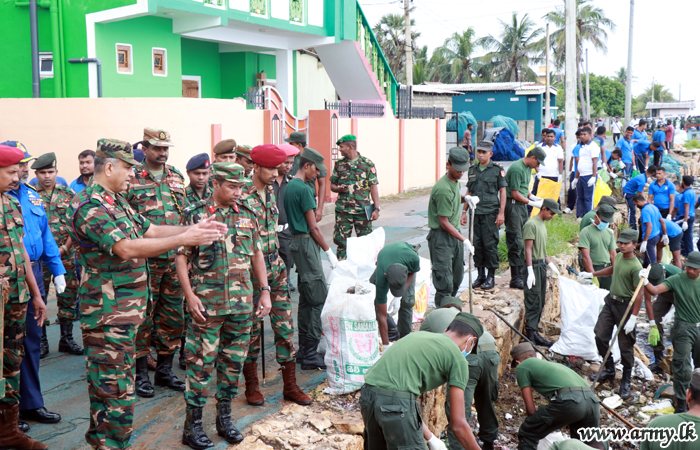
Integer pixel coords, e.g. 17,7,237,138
614,127,635,177
622,166,656,230
69,149,95,194
1,141,66,427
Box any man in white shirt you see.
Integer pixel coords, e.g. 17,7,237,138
630,115,640,128
571,127,599,218
612,118,622,145
532,129,564,205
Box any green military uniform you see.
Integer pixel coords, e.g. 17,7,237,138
329,152,378,260
549,440,604,450
650,263,682,356
505,159,534,270
289,154,326,198
185,184,212,205
578,204,617,291
641,411,700,450
371,242,420,338
515,357,600,450
523,215,549,332
67,140,150,449
579,210,597,231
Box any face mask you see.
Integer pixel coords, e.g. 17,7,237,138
596,220,609,231
462,339,474,357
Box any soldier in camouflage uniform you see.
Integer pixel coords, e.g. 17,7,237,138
31,152,83,355
185,153,213,204
175,162,272,448
127,128,188,397
0,144,49,450
68,139,225,450
236,144,254,176
240,144,312,407
329,134,380,260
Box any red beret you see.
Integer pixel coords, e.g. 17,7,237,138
250,144,287,168
0,145,26,167
278,143,300,157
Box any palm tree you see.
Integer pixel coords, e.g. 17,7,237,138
614,67,628,85
543,0,616,119
412,45,431,84
372,13,420,84
637,84,676,104
476,13,543,83
434,28,480,84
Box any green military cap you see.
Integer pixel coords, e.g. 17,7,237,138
529,146,547,166
648,263,665,286
285,131,307,144
96,139,138,165
691,368,700,388
385,264,409,297
617,228,638,243
440,296,463,310
211,162,247,183
542,198,561,215
448,147,470,171
300,148,327,172
143,127,174,147
476,141,494,152
685,251,700,269
596,203,616,223
336,134,357,145
31,152,57,170
510,342,534,360
451,312,484,338
598,196,618,210
213,138,237,155
236,144,252,159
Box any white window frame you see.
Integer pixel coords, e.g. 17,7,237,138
116,43,133,75
39,52,53,79
182,75,202,98
152,47,167,77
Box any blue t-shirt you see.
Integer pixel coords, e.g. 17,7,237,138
632,129,648,142
552,126,564,145
572,143,581,172
634,141,653,158
615,138,634,165
652,130,666,144
674,188,697,219
29,177,68,187
649,180,676,209
623,174,647,195
663,219,683,238
641,203,662,240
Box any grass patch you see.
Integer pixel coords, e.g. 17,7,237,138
684,139,700,150
381,186,433,204
498,214,580,264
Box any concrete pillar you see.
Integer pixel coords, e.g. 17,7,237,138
275,49,294,110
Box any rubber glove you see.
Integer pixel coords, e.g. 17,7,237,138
463,195,480,209
463,239,473,256
529,199,543,209
54,275,66,295
640,241,648,253
536,173,542,180
548,262,560,278
587,176,596,187
666,214,673,221
578,272,593,285
619,161,626,169
387,296,402,316
529,194,542,203
683,221,689,231
648,320,660,346
664,150,669,155
608,171,618,179
662,234,670,246
639,268,650,285
427,436,447,450
624,315,637,335
526,266,536,289
557,174,562,183
325,249,339,269
571,178,579,190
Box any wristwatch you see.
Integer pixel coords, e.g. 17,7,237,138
261,286,271,291
375,206,381,212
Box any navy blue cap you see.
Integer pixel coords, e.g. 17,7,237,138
186,153,210,171
0,141,34,163
133,148,145,163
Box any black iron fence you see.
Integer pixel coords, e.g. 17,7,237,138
324,100,385,118
396,85,445,119
242,89,265,109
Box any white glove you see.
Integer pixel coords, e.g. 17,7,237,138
619,161,626,169
662,234,670,246
529,194,542,202
54,275,66,294
463,239,472,256
557,174,562,183
683,221,689,231
624,314,637,335
639,268,650,285
571,178,579,190
325,249,338,269
640,241,648,253
427,436,447,450
548,262,560,278
387,296,402,316
608,171,618,179
578,271,593,285
526,266,536,289
463,195,480,209
666,214,673,221
529,199,543,209
536,173,542,180
664,150,669,155
587,176,596,187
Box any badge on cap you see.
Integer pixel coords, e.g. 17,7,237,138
205,160,210,168
159,131,166,140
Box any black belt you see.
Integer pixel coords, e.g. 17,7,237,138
609,294,632,303
292,233,310,239
509,199,527,205
364,384,415,400
554,386,593,397
532,259,545,265
263,250,278,267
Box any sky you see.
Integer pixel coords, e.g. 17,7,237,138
360,0,699,112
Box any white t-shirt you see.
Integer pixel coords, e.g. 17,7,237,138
577,141,598,176
630,118,640,127
612,121,622,133
538,144,564,178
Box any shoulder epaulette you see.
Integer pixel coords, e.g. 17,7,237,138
24,183,37,192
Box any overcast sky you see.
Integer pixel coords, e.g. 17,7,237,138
360,0,698,112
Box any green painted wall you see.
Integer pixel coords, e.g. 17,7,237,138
220,52,276,100
181,38,221,98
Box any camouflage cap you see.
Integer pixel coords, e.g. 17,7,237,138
96,139,138,165
211,162,247,184
213,138,237,155
336,134,357,145
143,127,174,147
236,144,253,159
31,152,57,170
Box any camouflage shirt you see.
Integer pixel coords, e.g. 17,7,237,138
35,183,75,255
68,183,151,329
127,164,186,260
0,193,27,304
178,197,262,317
329,153,378,214
185,184,213,206
241,181,279,255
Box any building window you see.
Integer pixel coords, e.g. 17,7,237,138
39,52,53,78
116,44,132,74
290,0,303,23
153,48,167,77
250,0,266,15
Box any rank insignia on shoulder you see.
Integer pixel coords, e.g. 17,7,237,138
208,205,216,214
371,167,376,174
501,170,506,177
236,218,253,228
141,170,148,178
104,195,114,205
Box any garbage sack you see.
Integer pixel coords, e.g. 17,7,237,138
593,175,612,208
321,277,380,395
632,356,655,381
538,431,568,450
530,178,562,218
411,257,431,322
327,227,385,284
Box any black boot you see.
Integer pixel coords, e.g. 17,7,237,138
472,267,486,289
58,321,84,355
40,325,49,359
619,367,632,399
675,398,688,414
182,406,214,450
481,442,494,450
300,338,326,370
296,334,309,367
135,356,155,398
591,357,616,382
481,268,496,290
533,331,553,347
154,354,186,391
509,266,524,289
216,401,244,444
648,350,664,375
179,336,186,371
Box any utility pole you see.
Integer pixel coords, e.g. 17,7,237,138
29,0,40,98
585,48,590,120
404,0,413,86
624,0,635,127
651,77,654,103
545,23,551,127
564,0,577,204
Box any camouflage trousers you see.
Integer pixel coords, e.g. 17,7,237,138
42,252,79,322
1,300,27,406
184,312,252,408
82,324,137,450
247,254,294,365
135,259,184,358
333,212,372,260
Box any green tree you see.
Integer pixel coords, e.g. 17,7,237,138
637,84,677,104
372,13,420,84
434,28,480,83
412,45,431,84
476,13,542,82
587,74,625,117
614,67,628,85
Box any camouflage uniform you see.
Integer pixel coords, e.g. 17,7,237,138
68,182,151,450
0,193,29,406
178,196,261,408
241,181,294,365
35,183,78,321
329,154,378,260
127,164,186,357
185,184,212,205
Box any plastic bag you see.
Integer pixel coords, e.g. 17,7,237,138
530,178,562,218
537,431,568,450
327,227,385,284
321,277,380,395
593,176,612,208
411,257,431,322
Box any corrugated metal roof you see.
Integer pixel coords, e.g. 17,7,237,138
411,85,462,95
645,101,696,110
413,82,556,96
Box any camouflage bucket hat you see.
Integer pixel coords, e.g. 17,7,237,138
212,162,247,183
96,139,138,165
143,128,174,147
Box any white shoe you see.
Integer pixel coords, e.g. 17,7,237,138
563,207,572,214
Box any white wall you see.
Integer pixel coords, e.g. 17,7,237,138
296,51,337,117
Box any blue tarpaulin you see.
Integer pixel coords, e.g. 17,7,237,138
492,128,525,161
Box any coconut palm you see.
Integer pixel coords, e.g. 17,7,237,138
614,67,628,86
372,12,420,84
637,84,676,104
476,13,543,83
434,28,480,84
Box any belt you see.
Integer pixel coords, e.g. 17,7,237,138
677,320,700,328
276,223,289,233
263,250,279,266
532,259,545,265
554,386,592,396
364,384,415,400
609,294,631,303
509,199,527,205
292,233,310,239
478,342,497,353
